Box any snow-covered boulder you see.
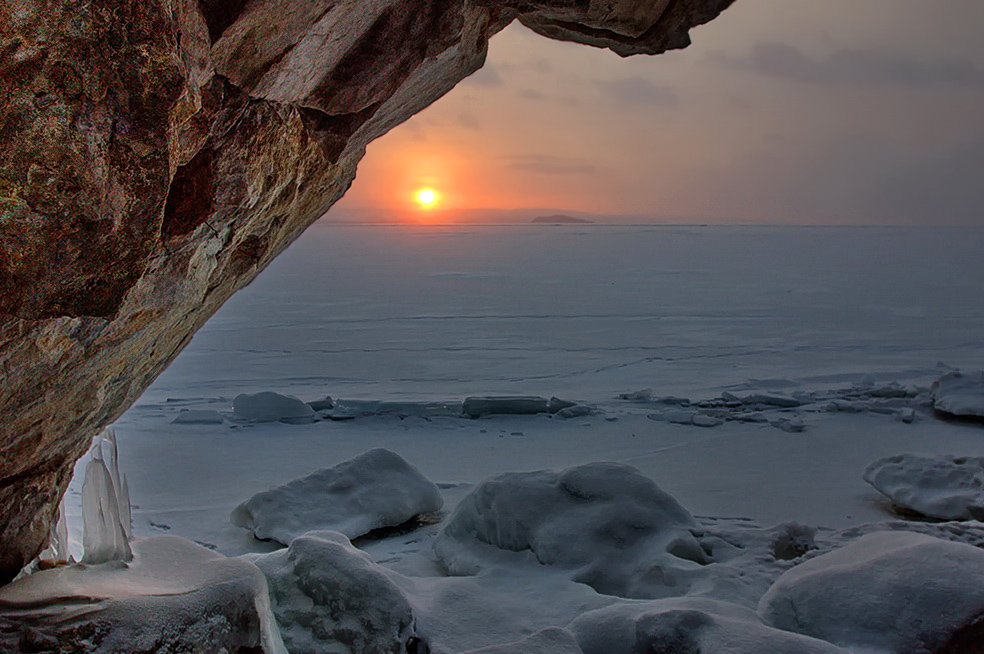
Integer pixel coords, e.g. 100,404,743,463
570,598,845,654
463,627,583,653
246,531,424,654
462,396,550,418
233,391,317,423
759,531,984,652
932,370,984,418
232,448,443,545
0,536,285,653
172,409,224,424
863,453,984,520
433,462,710,597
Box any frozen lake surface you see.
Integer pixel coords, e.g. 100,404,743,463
139,223,984,404
61,224,984,652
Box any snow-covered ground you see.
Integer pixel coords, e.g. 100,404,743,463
59,224,984,651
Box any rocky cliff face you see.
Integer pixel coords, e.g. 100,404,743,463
0,0,734,582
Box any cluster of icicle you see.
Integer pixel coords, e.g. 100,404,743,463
80,430,132,564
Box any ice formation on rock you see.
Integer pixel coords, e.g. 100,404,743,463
233,391,317,423
246,531,423,654
0,536,286,653
863,453,984,520
81,431,132,564
232,448,442,545
434,462,710,597
759,531,984,652
932,370,984,418
36,498,71,565
570,598,846,654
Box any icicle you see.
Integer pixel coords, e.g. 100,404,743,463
51,497,71,562
81,430,133,564
120,474,132,539
37,496,72,563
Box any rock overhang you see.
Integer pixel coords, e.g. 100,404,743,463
0,0,736,583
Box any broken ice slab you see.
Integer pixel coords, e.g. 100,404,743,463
332,400,463,417
692,414,723,428
307,396,335,411
771,417,806,433
618,388,654,402
739,393,802,408
462,396,550,418
548,396,577,413
553,405,593,420
932,370,984,419
233,392,317,423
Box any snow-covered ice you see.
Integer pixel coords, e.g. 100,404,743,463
0,536,285,653
45,225,984,651
863,453,984,520
233,391,317,423
246,531,423,653
232,448,443,545
434,462,710,598
570,598,846,654
932,370,984,419
759,530,984,652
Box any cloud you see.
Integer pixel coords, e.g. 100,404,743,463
714,42,984,87
852,135,984,223
462,64,502,87
599,76,679,106
504,154,599,175
458,112,479,129
682,133,984,224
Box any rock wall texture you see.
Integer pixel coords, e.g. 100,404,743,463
0,0,734,583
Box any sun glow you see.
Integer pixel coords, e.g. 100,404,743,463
416,188,439,208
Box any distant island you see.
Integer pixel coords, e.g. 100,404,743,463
531,214,593,224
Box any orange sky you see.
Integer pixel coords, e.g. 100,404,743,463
330,0,984,225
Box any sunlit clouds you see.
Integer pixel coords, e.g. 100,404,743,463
330,0,984,225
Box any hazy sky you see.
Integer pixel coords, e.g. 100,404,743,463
331,0,984,224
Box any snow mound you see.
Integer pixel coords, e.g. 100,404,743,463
569,598,845,654
0,536,285,653
932,370,984,418
463,396,550,418
247,531,425,654
233,391,316,423
433,462,710,597
463,627,583,653
759,531,984,652
232,448,443,545
863,453,984,520
172,409,224,424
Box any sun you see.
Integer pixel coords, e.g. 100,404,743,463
415,188,439,208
